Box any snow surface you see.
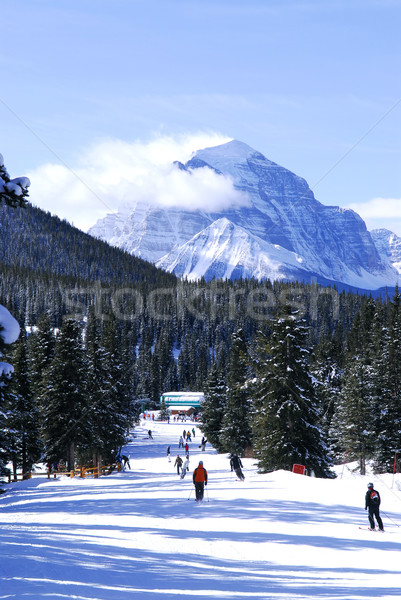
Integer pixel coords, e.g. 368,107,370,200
1,419,401,599
0,304,20,346
0,303,20,378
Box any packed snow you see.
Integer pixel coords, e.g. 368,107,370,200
1,418,401,599
0,304,20,346
0,304,20,378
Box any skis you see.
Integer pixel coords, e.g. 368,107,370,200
359,527,384,532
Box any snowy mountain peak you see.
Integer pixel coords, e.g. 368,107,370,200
88,139,400,290
195,139,264,163
156,217,308,282
189,139,288,188
370,228,401,274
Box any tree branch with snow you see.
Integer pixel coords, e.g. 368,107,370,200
0,153,30,208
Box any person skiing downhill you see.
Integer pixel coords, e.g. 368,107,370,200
365,483,384,531
180,455,190,479
121,454,131,469
193,460,208,501
174,455,183,475
230,454,245,480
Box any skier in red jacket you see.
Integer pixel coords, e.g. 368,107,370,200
193,461,208,501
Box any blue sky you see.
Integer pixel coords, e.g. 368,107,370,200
1,0,400,233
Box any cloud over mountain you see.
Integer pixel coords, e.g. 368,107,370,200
27,132,240,230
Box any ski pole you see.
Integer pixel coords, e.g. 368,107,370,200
380,510,400,527
205,486,209,502
187,487,193,500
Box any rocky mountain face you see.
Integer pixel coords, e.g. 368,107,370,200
370,229,401,275
88,140,400,290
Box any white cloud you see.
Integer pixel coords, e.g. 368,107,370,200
348,197,401,237
28,132,250,231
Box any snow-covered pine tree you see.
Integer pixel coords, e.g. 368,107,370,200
8,334,42,478
374,286,401,471
200,363,227,453
116,323,138,432
153,328,178,399
40,319,87,471
0,319,18,478
101,313,129,447
0,153,29,480
219,329,253,457
0,153,30,208
311,335,343,461
135,329,153,402
83,309,126,467
252,307,333,477
159,397,169,421
330,298,379,474
195,332,209,390
333,359,376,474
28,313,56,398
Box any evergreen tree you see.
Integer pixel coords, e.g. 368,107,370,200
252,308,333,477
219,330,252,457
311,335,343,460
154,328,177,394
83,310,127,466
330,298,380,474
149,351,161,404
0,153,30,478
135,329,152,401
0,153,30,208
40,319,87,471
200,363,227,453
177,334,192,389
195,332,209,390
332,358,376,474
28,313,55,398
8,334,42,478
118,323,138,432
159,397,170,421
374,286,401,471
0,325,15,478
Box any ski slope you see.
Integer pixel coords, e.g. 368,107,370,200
1,418,401,600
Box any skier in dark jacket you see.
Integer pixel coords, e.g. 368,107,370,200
121,454,131,469
365,482,384,531
174,455,183,475
230,454,245,480
193,461,208,501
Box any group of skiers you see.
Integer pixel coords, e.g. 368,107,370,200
119,429,386,521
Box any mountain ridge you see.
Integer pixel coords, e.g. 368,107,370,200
88,140,400,290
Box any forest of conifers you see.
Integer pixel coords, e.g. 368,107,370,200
0,200,400,479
